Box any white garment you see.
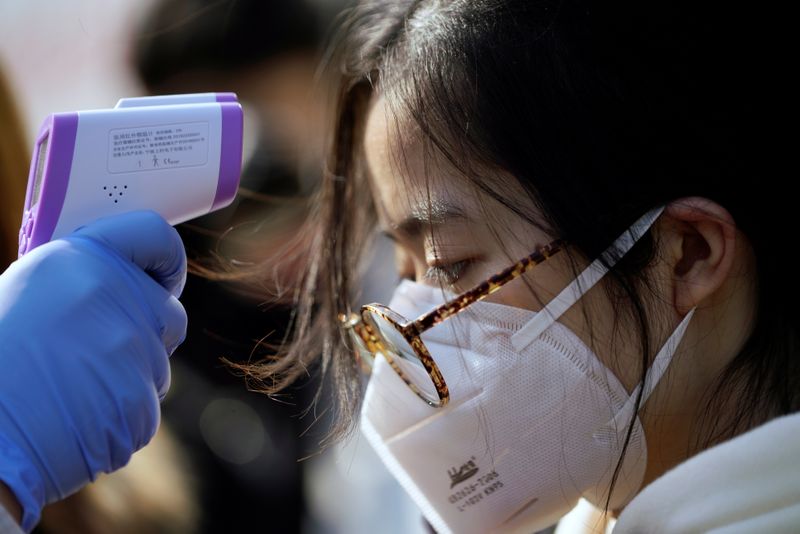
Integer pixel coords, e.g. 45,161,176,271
554,413,800,533
611,412,800,533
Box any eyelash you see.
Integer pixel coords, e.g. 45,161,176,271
422,260,473,286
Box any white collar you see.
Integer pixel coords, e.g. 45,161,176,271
614,412,800,533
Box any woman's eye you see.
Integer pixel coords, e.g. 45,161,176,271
422,260,472,286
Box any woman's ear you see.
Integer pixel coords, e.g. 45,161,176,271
662,197,737,315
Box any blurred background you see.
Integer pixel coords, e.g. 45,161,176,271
0,0,420,532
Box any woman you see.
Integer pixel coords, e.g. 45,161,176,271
0,0,796,532
246,0,798,531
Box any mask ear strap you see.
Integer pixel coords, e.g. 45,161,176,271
599,306,696,435
510,206,665,352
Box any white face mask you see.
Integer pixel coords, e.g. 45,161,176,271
360,208,696,534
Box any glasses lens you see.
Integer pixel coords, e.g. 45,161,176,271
363,308,440,404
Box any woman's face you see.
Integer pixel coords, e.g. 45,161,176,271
362,95,649,392
360,94,748,495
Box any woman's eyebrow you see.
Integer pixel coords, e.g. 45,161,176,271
382,200,469,241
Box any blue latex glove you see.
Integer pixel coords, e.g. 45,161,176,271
0,210,187,532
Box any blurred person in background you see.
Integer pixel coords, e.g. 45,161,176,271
132,1,337,532
133,2,429,531
0,66,29,266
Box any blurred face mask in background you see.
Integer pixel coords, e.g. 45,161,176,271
360,207,696,534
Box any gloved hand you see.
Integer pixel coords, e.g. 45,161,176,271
0,210,187,532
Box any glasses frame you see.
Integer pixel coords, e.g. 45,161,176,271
341,239,565,407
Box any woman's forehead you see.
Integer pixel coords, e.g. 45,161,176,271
363,95,545,239
363,95,465,224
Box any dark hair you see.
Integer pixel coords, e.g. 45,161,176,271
246,0,795,475
134,0,325,89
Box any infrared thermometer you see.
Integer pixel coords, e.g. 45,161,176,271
18,92,243,257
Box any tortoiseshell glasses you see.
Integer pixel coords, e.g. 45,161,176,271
340,239,565,408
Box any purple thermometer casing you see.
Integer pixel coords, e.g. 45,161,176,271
18,92,243,257
19,113,79,257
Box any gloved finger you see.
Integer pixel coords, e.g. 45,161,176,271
144,292,185,400
71,210,187,297
161,294,188,357
156,355,172,402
